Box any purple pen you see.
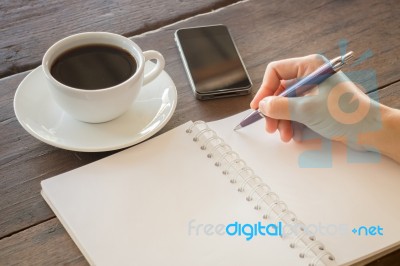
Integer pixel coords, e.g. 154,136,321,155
234,51,354,131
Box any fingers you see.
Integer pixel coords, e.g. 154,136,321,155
265,116,278,133
264,115,294,142
252,54,328,142
250,54,327,109
250,57,301,109
292,122,305,143
260,96,294,142
278,120,293,142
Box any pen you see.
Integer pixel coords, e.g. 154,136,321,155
234,51,354,131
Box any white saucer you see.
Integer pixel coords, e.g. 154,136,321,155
14,62,177,152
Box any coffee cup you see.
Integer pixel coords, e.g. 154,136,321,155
42,32,165,123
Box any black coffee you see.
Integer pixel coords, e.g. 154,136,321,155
50,44,137,90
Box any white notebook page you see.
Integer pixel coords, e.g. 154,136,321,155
42,111,400,265
42,121,301,266
208,111,400,265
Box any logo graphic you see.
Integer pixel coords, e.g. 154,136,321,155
352,225,384,236
188,219,382,240
225,221,282,241
187,219,282,241
296,39,382,168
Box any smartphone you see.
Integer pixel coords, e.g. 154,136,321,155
175,25,252,100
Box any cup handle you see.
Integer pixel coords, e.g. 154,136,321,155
142,50,165,85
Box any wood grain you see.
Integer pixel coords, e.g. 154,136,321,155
0,0,241,78
0,218,87,265
1,0,400,264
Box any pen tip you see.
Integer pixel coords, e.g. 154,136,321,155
234,125,242,131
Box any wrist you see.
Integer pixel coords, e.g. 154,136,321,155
360,105,400,163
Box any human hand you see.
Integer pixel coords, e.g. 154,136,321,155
250,54,384,151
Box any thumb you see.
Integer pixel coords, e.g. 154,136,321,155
258,96,292,120
259,96,304,122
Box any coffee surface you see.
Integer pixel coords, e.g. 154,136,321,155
50,44,137,90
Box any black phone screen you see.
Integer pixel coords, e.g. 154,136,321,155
176,25,252,97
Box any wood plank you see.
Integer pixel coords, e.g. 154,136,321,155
0,0,241,78
366,249,400,266
1,0,400,264
0,218,87,265
133,0,400,96
368,82,400,109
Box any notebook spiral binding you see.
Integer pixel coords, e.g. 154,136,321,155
186,121,336,266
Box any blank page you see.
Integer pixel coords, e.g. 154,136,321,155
42,122,301,266
208,111,400,265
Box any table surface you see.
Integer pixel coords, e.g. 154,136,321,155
1,0,399,265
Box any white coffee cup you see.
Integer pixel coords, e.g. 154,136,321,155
42,32,165,123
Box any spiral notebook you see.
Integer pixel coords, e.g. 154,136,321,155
41,110,400,266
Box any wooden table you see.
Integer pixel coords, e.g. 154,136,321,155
1,0,399,264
